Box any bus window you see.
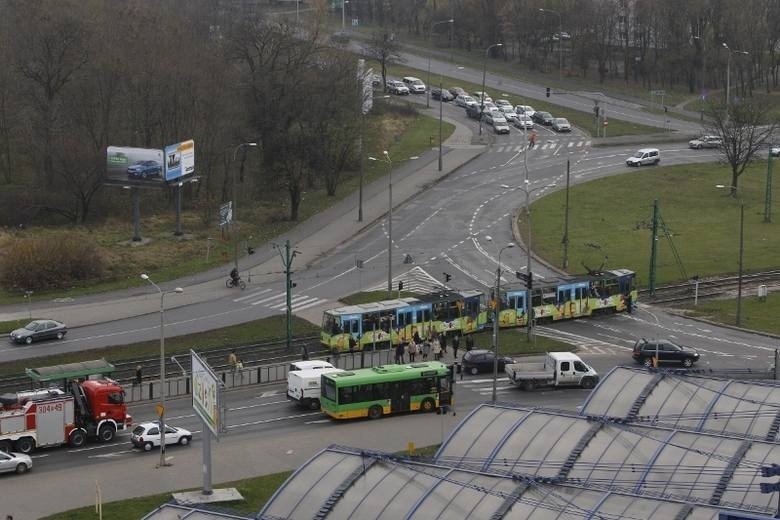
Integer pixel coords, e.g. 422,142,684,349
339,386,354,404
322,377,337,402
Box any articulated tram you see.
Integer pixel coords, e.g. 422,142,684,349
320,269,636,353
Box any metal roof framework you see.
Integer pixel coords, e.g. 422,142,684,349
25,358,116,382
257,445,741,520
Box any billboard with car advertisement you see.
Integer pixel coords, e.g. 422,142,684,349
191,349,221,437
106,146,165,185
164,139,195,182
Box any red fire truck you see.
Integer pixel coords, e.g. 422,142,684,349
0,378,132,453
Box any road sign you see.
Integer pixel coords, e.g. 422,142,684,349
156,404,165,417
650,89,666,96
603,120,608,126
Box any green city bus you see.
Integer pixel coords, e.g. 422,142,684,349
320,362,453,420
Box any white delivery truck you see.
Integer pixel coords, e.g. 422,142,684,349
287,367,343,410
505,352,599,391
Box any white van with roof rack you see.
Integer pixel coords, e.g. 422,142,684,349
402,76,426,94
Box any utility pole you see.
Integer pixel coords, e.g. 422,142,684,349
649,199,659,296
766,148,774,223
562,159,571,270
275,240,299,351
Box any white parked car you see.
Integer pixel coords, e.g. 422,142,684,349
771,146,780,157
495,99,513,108
0,451,32,475
402,76,426,94
499,106,519,121
473,91,493,104
688,135,722,149
386,80,410,95
515,105,536,118
455,95,477,108
131,421,192,452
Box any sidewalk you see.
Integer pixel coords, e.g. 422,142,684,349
0,113,485,328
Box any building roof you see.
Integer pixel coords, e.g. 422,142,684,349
580,366,780,441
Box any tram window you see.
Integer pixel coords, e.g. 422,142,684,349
362,313,379,333
465,299,479,316
542,291,557,305
380,312,393,332
433,302,448,321
575,287,586,299
531,291,543,307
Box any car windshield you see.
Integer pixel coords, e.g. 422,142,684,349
633,151,645,158
412,80,424,86
132,426,145,435
24,322,40,331
555,118,568,124
539,112,551,118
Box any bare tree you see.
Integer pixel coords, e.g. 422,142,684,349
706,101,776,195
362,30,403,90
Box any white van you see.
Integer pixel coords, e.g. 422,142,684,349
288,360,335,372
402,76,427,94
626,148,660,167
287,367,343,410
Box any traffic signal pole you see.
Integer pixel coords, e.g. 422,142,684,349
275,240,299,351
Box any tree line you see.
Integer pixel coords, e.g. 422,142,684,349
353,0,780,96
0,0,366,226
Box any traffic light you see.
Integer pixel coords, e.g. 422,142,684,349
398,281,404,291
288,280,297,289
546,87,551,97
444,272,452,283
516,271,528,283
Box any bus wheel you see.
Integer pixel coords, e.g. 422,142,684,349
368,405,383,420
420,398,435,413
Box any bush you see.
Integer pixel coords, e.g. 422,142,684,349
0,233,105,291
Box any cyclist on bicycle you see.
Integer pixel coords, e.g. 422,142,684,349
230,267,240,286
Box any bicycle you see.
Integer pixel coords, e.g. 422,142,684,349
226,277,246,290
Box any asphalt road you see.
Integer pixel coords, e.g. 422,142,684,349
5,337,779,519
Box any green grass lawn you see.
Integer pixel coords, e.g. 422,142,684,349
677,293,780,333
0,315,319,378
525,161,780,287
0,110,453,305
468,328,574,356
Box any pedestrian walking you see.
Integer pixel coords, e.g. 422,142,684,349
465,334,474,352
413,330,422,346
395,342,405,364
422,338,430,360
432,335,442,361
408,340,418,362
453,334,460,360
228,350,237,373
440,332,448,355
529,130,537,149
134,365,142,386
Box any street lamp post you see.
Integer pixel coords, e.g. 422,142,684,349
358,94,389,222
722,43,749,106
539,8,563,83
479,43,503,136
341,0,349,30
140,274,183,468
231,142,258,272
485,236,514,403
426,19,454,109
369,152,417,296
716,184,745,326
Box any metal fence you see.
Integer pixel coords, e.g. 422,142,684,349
123,348,397,403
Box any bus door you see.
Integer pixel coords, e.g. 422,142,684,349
390,382,410,413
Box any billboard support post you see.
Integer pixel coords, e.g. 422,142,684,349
191,350,222,496
202,423,212,495
174,183,183,236
132,187,141,242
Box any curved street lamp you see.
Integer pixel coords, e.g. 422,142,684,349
140,273,183,468
722,43,749,106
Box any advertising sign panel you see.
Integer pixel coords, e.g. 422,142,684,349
106,146,165,185
164,139,195,182
191,350,221,437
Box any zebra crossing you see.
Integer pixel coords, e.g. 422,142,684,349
491,140,591,154
457,377,517,397
366,266,447,294
232,287,329,312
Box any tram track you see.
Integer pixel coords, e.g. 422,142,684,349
640,270,780,306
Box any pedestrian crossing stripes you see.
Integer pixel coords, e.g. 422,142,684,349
233,288,329,312
491,140,591,154
366,266,446,294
